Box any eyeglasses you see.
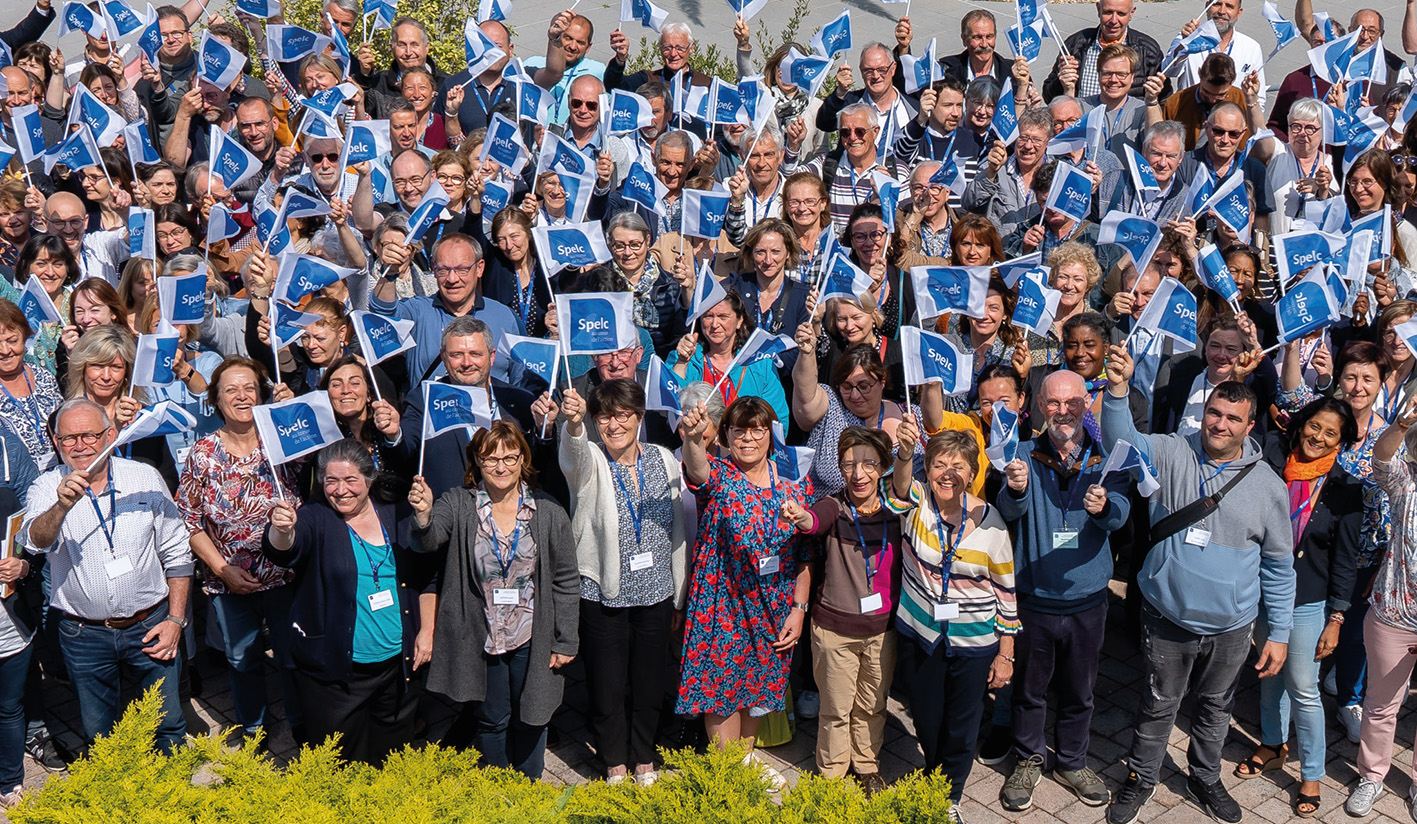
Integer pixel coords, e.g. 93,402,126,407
1290,122,1321,136
307,152,340,165
842,126,875,140
1393,156,1417,170
611,240,646,253
1017,135,1047,148
392,173,428,191
155,229,190,242
787,198,822,208
840,459,881,473
435,173,467,185
570,98,599,111
57,431,104,447
160,29,189,41
432,264,475,279
1099,70,1134,80
660,44,689,54
1043,398,1087,411
479,454,522,468
1208,126,1244,139
839,378,880,397
594,410,639,424
728,425,769,441
860,66,892,78
851,230,887,244
47,217,85,231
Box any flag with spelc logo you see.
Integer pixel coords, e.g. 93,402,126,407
253,392,343,465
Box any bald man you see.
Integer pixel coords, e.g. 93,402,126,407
552,75,631,187
45,192,127,286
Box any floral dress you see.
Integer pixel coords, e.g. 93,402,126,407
676,457,813,716
0,366,60,470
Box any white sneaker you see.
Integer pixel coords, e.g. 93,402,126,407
0,786,21,809
1347,778,1384,816
1323,667,1337,696
1339,703,1364,744
633,770,659,787
796,690,820,719
745,751,787,792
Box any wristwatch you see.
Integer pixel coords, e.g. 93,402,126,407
164,614,189,629
791,601,809,614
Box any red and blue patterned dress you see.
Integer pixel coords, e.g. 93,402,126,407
676,456,813,716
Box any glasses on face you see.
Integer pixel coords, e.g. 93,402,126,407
787,198,821,209
842,126,875,140
840,459,881,473
1209,126,1244,140
860,66,891,78
436,172,467,185
1043,398,1087,412
909,183,946,196
48,217,85,231
569,98,599,111
1099,70,1134,80
1290,122,1321,136
433,264,475,279
160,29,189,41
839,378,879,397
155,229,190,242
611,239,646,253
851,229,887,244
728,426,769,442
57,431,104,447
1017,135,1046,148
392,173,428,191
594,410,638,425
1393,156,1417,170
479,454,522,468
307,152,340,165
660,43,689,54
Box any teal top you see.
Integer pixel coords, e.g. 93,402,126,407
348,525,402,664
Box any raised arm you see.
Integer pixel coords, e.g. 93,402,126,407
891,412,919,500
790,321,830,430
678,401,713,486
532,10,573,91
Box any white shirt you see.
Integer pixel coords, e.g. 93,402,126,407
1178,370,1215,438
20,458,193,620
1264,140,1336,236
1179,30,1268,108
79,229,128,287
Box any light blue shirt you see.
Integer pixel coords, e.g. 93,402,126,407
522,56,607,126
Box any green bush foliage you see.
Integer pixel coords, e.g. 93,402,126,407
10,685,954,823
261,0,477,77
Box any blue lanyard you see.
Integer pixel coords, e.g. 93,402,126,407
931,491,968,583
1052,445,1093,529
86,482,117,551
516,275,534,333
0,369,43,444
489,491,524,579
605,447,646,545
352,524,394,588
1200,461,1233,498
847,497,888,584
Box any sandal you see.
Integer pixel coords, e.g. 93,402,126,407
1233,744,1287,779
1294,783,1322,818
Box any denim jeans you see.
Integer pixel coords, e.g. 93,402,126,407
473,645,548,779
57,606,185,754
1256,600,1327,781
1126,604,1253,786
210,586,302,734
0,643,32,791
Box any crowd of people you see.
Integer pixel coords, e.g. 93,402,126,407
0,0,1416,821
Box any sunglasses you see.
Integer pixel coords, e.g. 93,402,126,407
842,126,874,140
570,98,599,111
308,152,340,164
1208,126,1244,140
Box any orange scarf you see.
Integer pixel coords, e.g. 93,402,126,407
1283,451,1337,483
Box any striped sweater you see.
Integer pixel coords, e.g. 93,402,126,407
886,481,1020,656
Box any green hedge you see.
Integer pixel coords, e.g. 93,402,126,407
10,687,954,823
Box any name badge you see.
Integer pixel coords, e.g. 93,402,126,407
104,556,134,580
1184,526,1212,547
860,592,884,614
1052,530,1079,550
757,555,780,576
492,587,520,605
629,551,653,572
934,601,960,621
367,589,395,611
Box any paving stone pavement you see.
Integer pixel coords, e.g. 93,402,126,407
9,580,1417,823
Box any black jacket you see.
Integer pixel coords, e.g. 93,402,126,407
1042,27,1167,102
1261,433,1362,612
1151,353,1279,437
938,49,1011,89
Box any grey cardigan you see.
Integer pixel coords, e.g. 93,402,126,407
410,486,579,724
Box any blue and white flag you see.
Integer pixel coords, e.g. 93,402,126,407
779,47,834,98
0,40,11,70
365,0,396,29
406,179,450,244
112,401,197,450
901,326,973,395
1007,18,1046,62
12,104,45,165
101,0,149,36
302,83,355,121
872,171,903,233
1099,438,1160,496
42,125,101,175
1132,276,1198,352
1010,268,1061,337
122,120,160,170
537,131,592,178
210,126,261,190
723,327,797,373
253,392,344,465
996,252,1043,288
688,262,728,323
1124,144,1160,202
620,0,668,32
255,205,292,256
273,254,358,305
17,277,61,329
811,10,853,59
771,421,814,483
1272,229,1345,286
348,310,416,366
67,85,124,147
681,187,732,240
1044,160,1092,223
479,179,512,233
1183,166,1216,216
340,118,390,168
1262,1,1300,61
198,31,246,89
985,404,1019,471
553,292,636,355
1313,11,1338,40
1196,243,1242,305
137,12,162,64
1047,112,1094,156
1276,265,1342,343
929,155,966,193
1353,207,1392,262
901,38,944,95
477,0,511,23
157,269,206,326
499,333,560,387
1308,28,1363,84
1346,42,1389,84
269,300,323,349
279,189,332,223
533,221,613,275
708,79,748,126
297,108,341,141
0,135,15,175
910,265,992,320
1163,19,1221,75
991,79,1018,145
234,0,281,18
1016,0,1043,26
1196,172,1251,239
515,80,552,125
726,0,767,23
818,253,874,302
1098,211,1164,274
1393,318,1417,358
131,331,181,388
58,2,106,37
738,77,773,134
464,18,507,77
266,24,330,64
128,207,154,259
206,203,243,246
620,161,668,214
479,113,530,176
421,383,493,440
644,354,683,416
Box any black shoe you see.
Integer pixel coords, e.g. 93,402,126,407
25,729,66,772
1186,774,1242,824
1106,771,1155,824
976,725,1012,766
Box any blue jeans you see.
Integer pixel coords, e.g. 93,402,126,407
0,644,31,791
57,606,185,754
210,586,302,734
1256,601,1327,781
473,645,547,778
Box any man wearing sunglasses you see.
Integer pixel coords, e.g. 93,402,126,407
816,42,918,157
1175,101,1275,235
1147,54,1259,151
804,104,905,233
550,75,631,188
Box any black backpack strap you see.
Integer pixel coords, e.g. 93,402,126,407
1149,461,1259,547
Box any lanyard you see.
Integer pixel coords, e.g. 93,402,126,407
0,369,43,444
747,178,780,226
1290,476,1326,529
1052,444,1093,528
703,359,738,405
605,446,646,545
86,482,117,552
931,491,968,586
756,463,784,561
1200,461,1233,498
353,524,394,588
847,497,888,583
516,274,535,333
489,490,524,579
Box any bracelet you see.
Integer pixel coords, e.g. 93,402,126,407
1328,612,1345,625
998,654,1015,663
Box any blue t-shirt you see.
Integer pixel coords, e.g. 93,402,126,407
348,526,402,664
